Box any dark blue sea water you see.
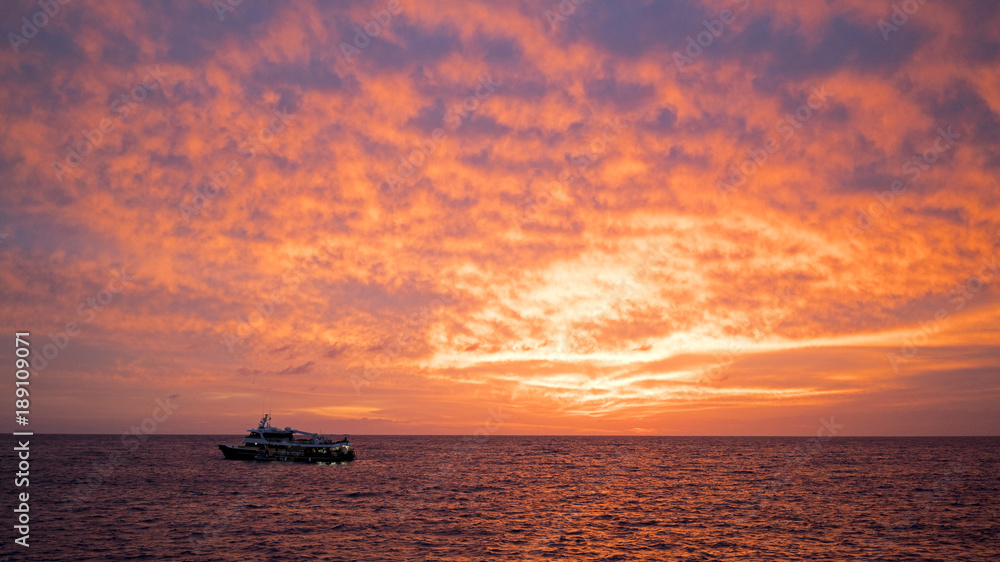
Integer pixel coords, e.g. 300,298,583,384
1,435,998,560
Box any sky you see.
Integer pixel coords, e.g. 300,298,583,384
1,0,998,436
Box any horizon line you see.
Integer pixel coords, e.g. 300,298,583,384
7,433,999,438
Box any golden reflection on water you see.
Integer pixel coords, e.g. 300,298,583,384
10,435,999,560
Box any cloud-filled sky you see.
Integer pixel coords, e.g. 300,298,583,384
1,0,998,435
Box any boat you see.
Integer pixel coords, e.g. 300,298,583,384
218,413,355,463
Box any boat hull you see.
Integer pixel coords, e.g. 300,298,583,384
218,444,355,463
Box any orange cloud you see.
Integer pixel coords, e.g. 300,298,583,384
1,0,998,435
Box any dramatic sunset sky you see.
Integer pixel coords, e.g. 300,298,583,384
1,0,998,435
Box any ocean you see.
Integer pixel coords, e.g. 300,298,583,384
2,435,998,560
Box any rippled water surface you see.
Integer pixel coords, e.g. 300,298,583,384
1,435,998,560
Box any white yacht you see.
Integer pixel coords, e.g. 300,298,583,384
218,414,355,463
